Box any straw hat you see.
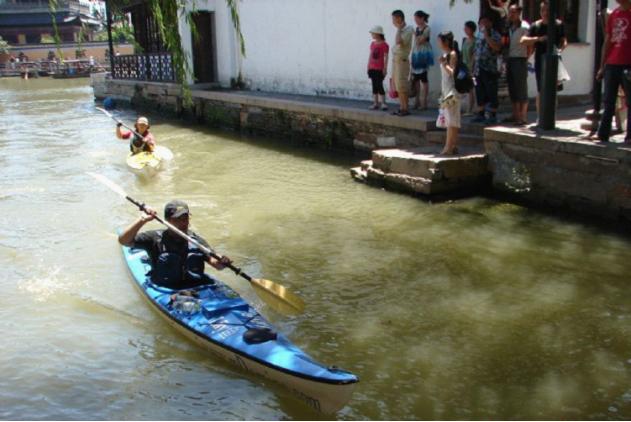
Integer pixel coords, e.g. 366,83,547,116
369,25,384,35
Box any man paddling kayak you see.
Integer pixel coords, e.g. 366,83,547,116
118,200,232,289
116,116,156,154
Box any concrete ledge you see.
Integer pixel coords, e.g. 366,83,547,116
191,89,434,131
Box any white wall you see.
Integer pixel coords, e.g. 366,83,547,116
180,0,595,100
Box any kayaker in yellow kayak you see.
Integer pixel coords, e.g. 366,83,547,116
118,200,232,289
116,116,156,154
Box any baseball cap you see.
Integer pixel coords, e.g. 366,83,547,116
164,200,190,219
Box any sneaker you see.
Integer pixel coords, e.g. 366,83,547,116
368,104,379,110
381,104,389,111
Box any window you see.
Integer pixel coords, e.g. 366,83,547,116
523,0,581,42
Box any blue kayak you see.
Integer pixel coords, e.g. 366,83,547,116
122,244,358,413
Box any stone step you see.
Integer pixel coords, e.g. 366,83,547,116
460,122,487,137
350,166,367,182
425,130,484,146
360,160,372,171
371,146,489,181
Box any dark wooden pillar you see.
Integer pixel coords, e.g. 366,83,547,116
105,0,115,72
539,0,559,130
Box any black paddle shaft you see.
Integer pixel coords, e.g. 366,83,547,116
125,196,253,282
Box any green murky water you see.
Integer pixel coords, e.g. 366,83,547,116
1,78,630,420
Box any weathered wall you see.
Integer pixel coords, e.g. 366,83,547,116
178,0,595,100
485,128,631,222
93,77,433,152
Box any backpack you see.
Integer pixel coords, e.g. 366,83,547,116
454,39,474,94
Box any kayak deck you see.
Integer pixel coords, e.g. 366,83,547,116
126,146,173,172
122,245,358,413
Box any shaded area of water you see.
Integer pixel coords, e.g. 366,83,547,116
1,78,631,420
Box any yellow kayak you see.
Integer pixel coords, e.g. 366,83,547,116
126,146,173,173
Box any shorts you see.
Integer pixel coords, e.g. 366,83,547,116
443,98,461,128
506,58,528,102
412,71,428,83
393,57,410,95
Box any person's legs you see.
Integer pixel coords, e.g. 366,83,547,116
412,77,421,108
393,59,410,114
621,66,631,140
597,65,622,142
369,70,379,108
376,71,387,109
442,101,461,154
487,71,499,123
473,72,488,122
519,101,529,124
505,59,517,121
421,72,429,109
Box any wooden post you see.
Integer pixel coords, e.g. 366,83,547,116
105,0,115,75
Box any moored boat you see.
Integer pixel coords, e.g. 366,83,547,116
122,244,359,413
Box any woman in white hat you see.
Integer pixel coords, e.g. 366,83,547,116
367,25,390,110
116,116,156,154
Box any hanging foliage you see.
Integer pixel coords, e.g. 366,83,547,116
47,0,65,60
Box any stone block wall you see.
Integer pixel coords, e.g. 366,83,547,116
485,128,631,222
93,77,433,152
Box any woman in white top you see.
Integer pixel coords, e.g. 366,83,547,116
437,31,460,155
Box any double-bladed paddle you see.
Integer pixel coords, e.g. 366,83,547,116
88,172,305,315
96,106,147,140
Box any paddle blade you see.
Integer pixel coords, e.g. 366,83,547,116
250,278,305,315
95,106,112,118
88,172,128,198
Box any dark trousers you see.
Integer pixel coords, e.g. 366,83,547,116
368,69,385,95
597,64,631,141
475,69,499,110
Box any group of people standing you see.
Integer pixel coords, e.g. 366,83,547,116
366,0,631,155
367,9,459,154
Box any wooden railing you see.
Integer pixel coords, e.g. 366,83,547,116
111,52,175,82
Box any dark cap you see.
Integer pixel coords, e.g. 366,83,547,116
164,200,190,219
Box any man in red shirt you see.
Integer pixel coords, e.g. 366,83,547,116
596,0,631,143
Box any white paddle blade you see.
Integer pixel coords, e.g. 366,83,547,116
95,107,112,118
88,172,128,198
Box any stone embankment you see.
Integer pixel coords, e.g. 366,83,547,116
92,74,631,223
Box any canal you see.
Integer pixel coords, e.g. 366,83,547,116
1,78,631,420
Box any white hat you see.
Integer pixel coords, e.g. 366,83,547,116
369,25,384,35
137,116,149,125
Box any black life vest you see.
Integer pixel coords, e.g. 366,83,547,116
152,236,207,289
130,131,152,154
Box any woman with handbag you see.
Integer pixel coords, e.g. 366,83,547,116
437,31,460,155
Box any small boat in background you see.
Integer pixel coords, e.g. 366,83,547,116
51,59,102,79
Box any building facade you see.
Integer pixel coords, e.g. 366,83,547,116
0,0,102,44
173,0,596,100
